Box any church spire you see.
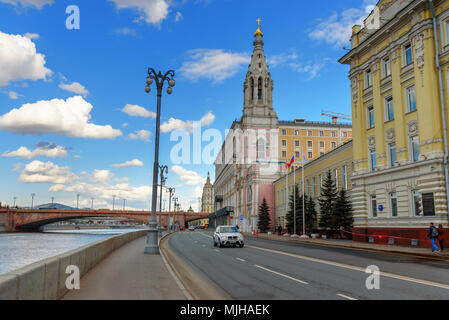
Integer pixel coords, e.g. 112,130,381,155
241,19,278,127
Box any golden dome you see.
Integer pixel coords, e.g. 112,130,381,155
255,18,263,37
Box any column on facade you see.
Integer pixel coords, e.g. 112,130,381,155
372,59,386,170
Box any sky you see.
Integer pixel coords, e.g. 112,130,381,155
0,0,376,211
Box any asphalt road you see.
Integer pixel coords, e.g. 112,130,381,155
167,230,449,300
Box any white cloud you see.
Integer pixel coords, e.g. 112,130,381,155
0,30,52,86
108,0,170,25
2,143,68,159
0,96,123,139
91,169,114,185
128,129,151,142
12,163,23,172
59,82,89,97
180,49,250,83
161,111,215,134
122,104,156,118
175,11,182,22
308,0,377,48
19,160,78,184
171,165,206,186
114,27,137,37
122,123,129,127
111,159,143,168
24,33,39,40
0,0,53,9
8,91,20,99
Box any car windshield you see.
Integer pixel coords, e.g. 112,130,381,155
220,227,239,233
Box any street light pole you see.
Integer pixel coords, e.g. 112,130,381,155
173,197,178,231
31,193,35,209
123,198,126,211
144,68,175,255
158,165,168,237
76,194,80,209
113,195,116,211
91,198,95,210
167,188,175,232
13,197,16,207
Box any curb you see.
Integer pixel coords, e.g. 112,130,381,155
244,233,449,262
159,232,231,300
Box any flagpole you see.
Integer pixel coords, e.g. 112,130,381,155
302,158,305,236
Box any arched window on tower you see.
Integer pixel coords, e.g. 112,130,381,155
257,138,266,160
251,78,254,101
258,77,263,100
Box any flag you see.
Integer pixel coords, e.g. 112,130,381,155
286,155,295,168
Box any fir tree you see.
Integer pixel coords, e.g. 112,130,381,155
305,195,317,233
334,188,353,231
286,185,304,234
257,198,271,233
318,171,338,232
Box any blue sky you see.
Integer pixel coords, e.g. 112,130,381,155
0,0,375,210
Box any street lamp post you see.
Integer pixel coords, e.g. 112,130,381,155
31,193,35,209
112,195,116,211
13,197,16,207
76,194,80,209
123,198,126,211
144,68,176,255
167,187,175,232
91,198,95,210
158,165,168,237
51,197,54,205
173,197,178,230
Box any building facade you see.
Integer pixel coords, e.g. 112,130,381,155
339,0,449,246
201,172,214,214
274,140,353,229
212,22,353,232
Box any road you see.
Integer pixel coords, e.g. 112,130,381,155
167,230,449,300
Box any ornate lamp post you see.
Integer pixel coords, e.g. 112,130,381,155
31,193,35,209
112,195,116,211
172,197,178,230
158,165,168,237
166,187,175,232
144,68,175,254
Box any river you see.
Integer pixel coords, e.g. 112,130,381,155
0,228,148,275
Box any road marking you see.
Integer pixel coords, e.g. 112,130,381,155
236,258,246,262
255,265,308,285
215,249,220,253
247,245,449,291
337,293,357,300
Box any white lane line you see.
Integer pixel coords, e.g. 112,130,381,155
236,258,246,262
215,249,220,253
336,293,357,300
255,265,308,285
247,245,449,291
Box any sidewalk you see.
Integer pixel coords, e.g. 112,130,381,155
63,235,187,300
243,232,449,260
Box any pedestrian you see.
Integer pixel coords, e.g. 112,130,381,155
438,224,445,252
278,225,282,236
427,223,441,253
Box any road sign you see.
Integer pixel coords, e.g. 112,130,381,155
378,205,384,212
240,215,244,221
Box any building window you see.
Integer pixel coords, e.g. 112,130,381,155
382,57,391,78
406,85,417,113
365,68,372,88
404,43,413,66
307,141,313,149
333,168,338,189
342,165,348,190
295,140,300,148
342,131,348,138
319,130,324,137
282,151,287,157
295,151,300,158
331,142,337,149
367,106,375,129
390,193,398,217
410,136,420,162
295,130,300,136
308,152,313,159
385,96,394,121
320,141,325,149
318,174,322,195
282,140,287,147
307,130,313,137
371,196,377,218
422,193,435,216
331,131,336,137
281,129,286,136
312,177,316,197
389,143,396,167
370,148,376,171
413,190,421,216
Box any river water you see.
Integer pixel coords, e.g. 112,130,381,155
0,228,148,275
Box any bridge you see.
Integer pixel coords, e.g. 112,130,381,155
0,208,209,232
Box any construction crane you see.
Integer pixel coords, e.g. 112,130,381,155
321,110,352,124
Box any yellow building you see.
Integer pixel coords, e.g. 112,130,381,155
339,0,449,246
274,140,353,229
278,119,352,163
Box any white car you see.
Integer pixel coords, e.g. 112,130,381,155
213,225,244,248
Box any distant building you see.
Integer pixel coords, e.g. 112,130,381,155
201,172,214,213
